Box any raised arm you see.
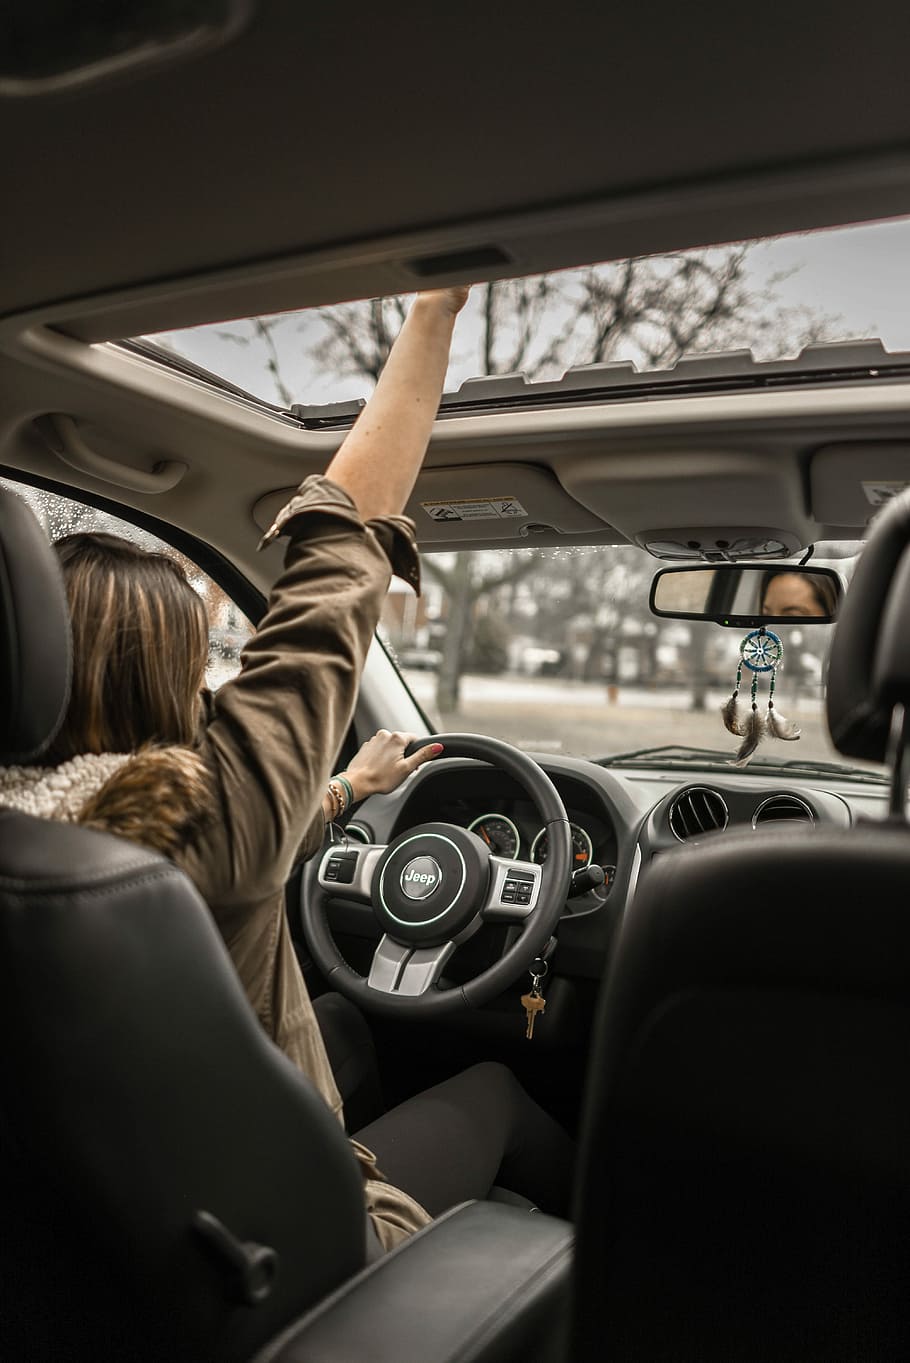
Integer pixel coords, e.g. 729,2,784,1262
189,288,469,916
324,287,469,519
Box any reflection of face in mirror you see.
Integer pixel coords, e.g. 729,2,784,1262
650,565,841,623
760,571,836,619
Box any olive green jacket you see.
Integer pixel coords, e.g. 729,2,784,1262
179,475,431,1250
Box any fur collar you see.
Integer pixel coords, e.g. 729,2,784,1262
0,747,213,858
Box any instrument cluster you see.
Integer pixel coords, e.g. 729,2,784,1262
467,813,594,869
392,770,620,899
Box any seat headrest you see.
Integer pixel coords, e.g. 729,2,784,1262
826,489,910,763
0,488,71,764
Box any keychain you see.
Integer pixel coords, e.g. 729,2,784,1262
521,958,548,1040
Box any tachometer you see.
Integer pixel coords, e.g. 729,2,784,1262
468,813,521,860
530,822,594,868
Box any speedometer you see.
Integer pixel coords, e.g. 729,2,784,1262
468,813,521,860
530,822,594,868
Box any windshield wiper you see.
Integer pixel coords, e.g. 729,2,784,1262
745,756,888,784
600,745,729,767
599,744,888,784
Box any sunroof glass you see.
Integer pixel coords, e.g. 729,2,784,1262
137,215,910,408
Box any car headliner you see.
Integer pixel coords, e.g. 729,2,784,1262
3,3,910,332
2,4,910,588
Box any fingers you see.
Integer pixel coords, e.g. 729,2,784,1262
354,731,444,793
374,728,409,754
380,729,417,755
405,740,445,773
417,285,471,316
445,285,471,314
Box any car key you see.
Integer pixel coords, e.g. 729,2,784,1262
521,988,546,1039
521,960,548,1039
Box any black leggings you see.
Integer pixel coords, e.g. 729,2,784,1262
354,1060,574,1218
314,993,574,1219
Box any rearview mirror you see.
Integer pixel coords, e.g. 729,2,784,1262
649,565,842,626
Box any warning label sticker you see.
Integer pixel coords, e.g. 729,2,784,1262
862,480,910,507
421,497,528,523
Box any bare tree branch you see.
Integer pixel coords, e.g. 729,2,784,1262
482,285,496,375
476,557,540,594
422,557,456,594
252,319,295,407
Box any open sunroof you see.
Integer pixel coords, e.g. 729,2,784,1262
129,215,910,414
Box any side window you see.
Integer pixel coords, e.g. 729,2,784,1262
1,479,253,689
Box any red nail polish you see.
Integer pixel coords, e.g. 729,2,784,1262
431,743,445,755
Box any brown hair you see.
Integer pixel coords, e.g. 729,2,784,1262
47,533,208,762
759,569,840,618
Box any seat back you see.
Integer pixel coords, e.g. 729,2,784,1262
571,831,910,1361
572,493,910,1361
0,486,71,763
0,489,366,1360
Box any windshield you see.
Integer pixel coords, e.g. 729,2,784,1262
141,216,910,408
379,543,879,777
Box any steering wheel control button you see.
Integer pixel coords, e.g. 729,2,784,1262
323,852,356,884
372,822,490,946
399,856,442,899
483,857,543,919
503,869,534,904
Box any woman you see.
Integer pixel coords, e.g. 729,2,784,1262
760,570,838,619
0,288,573,1248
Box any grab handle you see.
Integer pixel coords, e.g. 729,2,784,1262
40,415,187,494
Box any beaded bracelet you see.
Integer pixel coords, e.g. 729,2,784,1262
332,773,356,808
326,780,346,820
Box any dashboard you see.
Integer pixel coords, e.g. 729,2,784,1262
316,753,888,986
388,767,619,893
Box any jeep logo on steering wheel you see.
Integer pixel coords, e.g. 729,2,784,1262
399,856,442,899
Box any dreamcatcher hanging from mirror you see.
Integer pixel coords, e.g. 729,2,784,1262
721,627,800,766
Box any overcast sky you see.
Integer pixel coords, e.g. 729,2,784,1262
744,215,910,343
154,214,910,407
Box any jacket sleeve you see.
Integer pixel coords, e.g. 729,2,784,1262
192,474,420,928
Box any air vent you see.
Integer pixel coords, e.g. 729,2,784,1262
752,796,815,828
668,787,729,841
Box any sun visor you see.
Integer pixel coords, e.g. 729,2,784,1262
253,464,614,549
810,443,910,528
558,449,814,558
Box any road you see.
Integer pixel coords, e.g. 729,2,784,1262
402,669,836,762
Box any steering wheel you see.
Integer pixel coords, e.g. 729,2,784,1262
302,734,572,1017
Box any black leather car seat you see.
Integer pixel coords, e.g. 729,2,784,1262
570,492,910,1362
0,487,574,1363
0,487,369,1360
